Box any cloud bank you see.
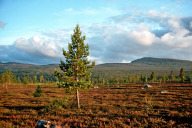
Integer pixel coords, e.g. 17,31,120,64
0,35,62,65
1,10,192,65
86,10,192,63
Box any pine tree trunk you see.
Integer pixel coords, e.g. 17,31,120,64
76,76,78,83
76,89,80,109
75,64,79,83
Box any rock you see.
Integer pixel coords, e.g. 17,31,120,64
144,84,152,89
159,90,169,94
36,119,61,128
93,85,99,88
36,119,50,128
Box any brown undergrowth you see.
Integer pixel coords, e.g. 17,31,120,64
0,83,192,127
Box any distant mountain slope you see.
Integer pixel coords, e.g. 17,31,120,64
0,57,192,76
0,62,59,73
0,62,59,81
92,57,192,75
131,57,192,65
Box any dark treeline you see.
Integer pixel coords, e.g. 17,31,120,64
0,70,57,85
90,68,192,86
0,68,191,87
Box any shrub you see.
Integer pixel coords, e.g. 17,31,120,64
45,97,75,112
33,85,43,97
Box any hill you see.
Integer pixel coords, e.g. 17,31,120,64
91,57,192,78
0,57,192,80
0,62,59,81
92,57,192,71
132,57,192,66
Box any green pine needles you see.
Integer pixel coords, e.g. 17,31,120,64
33,85,43,97
179,68,185,82
54,24,95,92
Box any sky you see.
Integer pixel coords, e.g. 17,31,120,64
0,0,192,65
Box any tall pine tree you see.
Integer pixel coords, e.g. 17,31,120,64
54,24,95,91
179,68,185,82
150,71,156,82
170,70,175,81
0,70,14,90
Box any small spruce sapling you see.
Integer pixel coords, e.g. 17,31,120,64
33,85,43,107
33,85,43,97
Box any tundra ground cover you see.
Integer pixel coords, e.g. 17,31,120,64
0,83,191,127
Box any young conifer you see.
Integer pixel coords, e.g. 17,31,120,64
170,70,175,81
150,71,156,82
54,24,95,91
179,68,185,82
33,85,43,97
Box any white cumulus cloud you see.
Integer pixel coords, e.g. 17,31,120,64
14,35,61,58
131,30,155,46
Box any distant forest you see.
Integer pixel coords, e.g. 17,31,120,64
1,57,192,86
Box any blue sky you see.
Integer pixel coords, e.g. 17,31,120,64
0,0,192,64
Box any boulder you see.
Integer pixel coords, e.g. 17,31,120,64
144,84,152,89
36,119,61,128
159,90,169,94
93,85,99,88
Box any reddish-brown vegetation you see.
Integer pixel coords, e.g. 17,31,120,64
0,83,192,127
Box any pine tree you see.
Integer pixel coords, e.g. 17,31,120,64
33,75,37,83
23,77,29,85
5,70,14,89
27,74,30,82
136,75,140,83
98,74,102,84
127,75,132,83
54,24,95,109
162,74,167,82
150,71,156,82
170,70,175,81
144,76,148,83
33,85,43,97
5,70,12,85
132,76,136,83
0,70,15,89
33,85,43,107
40,76,44,83
179,68,185,82
119,76,124,85
17,77,21,84
140,75,143,82
102,78,105,85
54,24,95,90
0,74,6,86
